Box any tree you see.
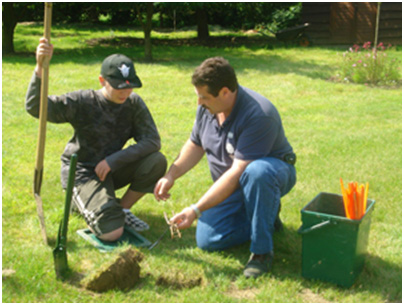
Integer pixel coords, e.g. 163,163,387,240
135,3,154,62
195,6,209,41
2,3,84,54
156,3,211,40
3,3,18,54
1,3,34,54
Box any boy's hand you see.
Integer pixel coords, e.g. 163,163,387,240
35,37,53,77
95,159,111,181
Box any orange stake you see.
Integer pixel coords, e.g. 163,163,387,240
357,184,364,219
353,191,359,219
363,182,369,214
347,186,355,219
340,178,351,219
339,179,369,220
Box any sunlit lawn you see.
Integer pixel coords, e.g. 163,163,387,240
2,23,402,302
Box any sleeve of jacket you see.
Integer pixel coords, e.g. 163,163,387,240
25,72,78,123
105,96,161,171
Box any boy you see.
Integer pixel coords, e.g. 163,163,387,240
26,38,167,241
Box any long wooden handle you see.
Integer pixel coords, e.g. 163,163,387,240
34,3,52,194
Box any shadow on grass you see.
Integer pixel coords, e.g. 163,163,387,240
274,226,401,302
3,33,336,82
136,217,400,301
50,208,401,301
297,252,402,302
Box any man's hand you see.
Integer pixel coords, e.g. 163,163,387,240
170,207,197,230
153,176,174,201
95,159,111,181
35,37,53,77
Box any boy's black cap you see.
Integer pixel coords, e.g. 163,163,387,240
101,54,142,89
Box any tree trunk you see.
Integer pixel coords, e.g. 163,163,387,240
2,3,17,54
143,3,153,62
137,3,153,62
196,8,209,41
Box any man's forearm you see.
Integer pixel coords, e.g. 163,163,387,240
166,139,204,181
195,158,252,212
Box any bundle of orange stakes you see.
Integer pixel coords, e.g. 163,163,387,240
340,178,369,220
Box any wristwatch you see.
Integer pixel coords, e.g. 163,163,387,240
190,204,202,218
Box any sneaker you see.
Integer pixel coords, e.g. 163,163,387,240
123,209,149,232
243,252,274,278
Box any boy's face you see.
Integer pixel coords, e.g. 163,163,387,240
99,76,133,104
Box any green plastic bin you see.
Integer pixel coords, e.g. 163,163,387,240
298,192,376,287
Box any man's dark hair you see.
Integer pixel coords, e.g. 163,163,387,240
191,57,238,97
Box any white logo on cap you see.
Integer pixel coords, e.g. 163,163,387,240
118,64,130,78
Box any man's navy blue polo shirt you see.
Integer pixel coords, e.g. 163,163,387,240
190,85,293,182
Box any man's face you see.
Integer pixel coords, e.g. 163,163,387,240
100,76,133,104
195,85,222,114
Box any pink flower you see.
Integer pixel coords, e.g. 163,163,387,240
352,64,357,67
358,60,362,63
377,42,386,50
363,41,372,49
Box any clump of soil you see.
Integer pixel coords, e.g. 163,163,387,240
155,271,203,289
82,247,144,293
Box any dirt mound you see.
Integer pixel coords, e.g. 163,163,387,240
82,247,144,293
155,271,203,289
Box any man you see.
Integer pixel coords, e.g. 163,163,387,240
154,57,296,278
26,38,167,242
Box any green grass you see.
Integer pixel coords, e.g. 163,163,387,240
3,23,402,302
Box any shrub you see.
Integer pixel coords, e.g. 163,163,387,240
337,42,401,86
256,4,302,34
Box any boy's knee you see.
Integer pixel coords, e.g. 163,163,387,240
97,226,124,242
86,199,125,238
153,152,168,177
139,152,167,180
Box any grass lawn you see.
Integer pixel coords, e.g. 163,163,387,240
2,23,402,302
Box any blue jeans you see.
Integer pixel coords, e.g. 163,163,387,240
196,157,296,254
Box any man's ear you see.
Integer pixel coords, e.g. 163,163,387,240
99,75,106,87
219,87,230,98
